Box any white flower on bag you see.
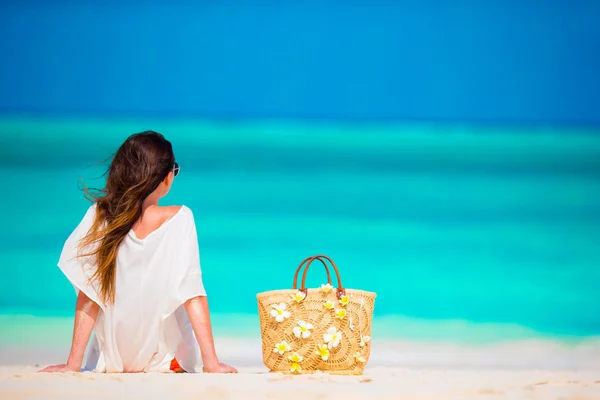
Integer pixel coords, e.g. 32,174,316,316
290,291,306,303
339,294,350,307
360,335,371,347
273,340,291,355
335,308,347,319
315,344,330,361
270,303,291,322
323,326,342,349
321,283,333,293
323,300,335,310
353,351,366,363
292,320,314,339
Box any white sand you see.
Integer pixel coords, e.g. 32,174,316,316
1,365,600,400
2,338,600,399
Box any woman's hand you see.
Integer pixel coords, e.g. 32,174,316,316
202,362,238,374
39,363,80,373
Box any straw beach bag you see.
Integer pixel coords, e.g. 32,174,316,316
257,255,376,375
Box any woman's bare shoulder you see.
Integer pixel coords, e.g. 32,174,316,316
141,205,185,224
157,205,184,218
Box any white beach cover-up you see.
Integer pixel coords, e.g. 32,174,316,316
58,205,206,373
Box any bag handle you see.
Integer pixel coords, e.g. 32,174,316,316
300,254,345,298
292,256,332,289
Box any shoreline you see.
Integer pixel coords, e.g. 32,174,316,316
3,312,599,342
3,313,600,371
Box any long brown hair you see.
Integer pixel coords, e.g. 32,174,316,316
78,131,176,304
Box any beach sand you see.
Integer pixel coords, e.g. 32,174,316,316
2,337,600,399
1,365,599,400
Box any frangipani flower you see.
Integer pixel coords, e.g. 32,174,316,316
323,326,342,349
315,344,330,361
270,303,291,322
335,308,347,319
339,294,350,307
292,320,314,339
323,300,334,310
273,340,291,355
360,335,371,347
288,352,303,363
290,291,306,303
321,283,333,293
289,351,303,372
353,352,366,363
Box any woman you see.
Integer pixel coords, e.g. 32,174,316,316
40,131,237,374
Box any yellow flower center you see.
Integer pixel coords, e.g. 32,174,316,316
277,344,286,351
276,309,283,315
300,326,307,332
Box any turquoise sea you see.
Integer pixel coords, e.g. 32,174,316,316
1,115,600,349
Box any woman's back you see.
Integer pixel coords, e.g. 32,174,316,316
58,204,206,372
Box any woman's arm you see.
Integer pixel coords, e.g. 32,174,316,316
184,296,237,373
39,291,99,372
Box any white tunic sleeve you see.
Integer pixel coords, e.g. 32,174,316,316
163,207,207,318
57,205,105,310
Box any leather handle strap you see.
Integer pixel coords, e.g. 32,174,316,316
292,256,332,289
300,254,345,298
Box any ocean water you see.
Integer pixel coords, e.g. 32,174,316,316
1,115,600,349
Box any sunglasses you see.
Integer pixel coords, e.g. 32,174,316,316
173,162,180,177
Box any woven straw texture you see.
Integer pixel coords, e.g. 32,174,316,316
256,255,376,375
